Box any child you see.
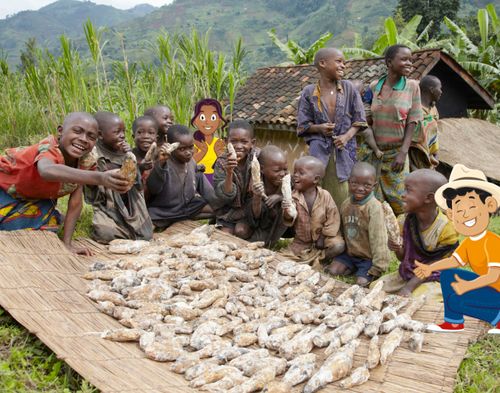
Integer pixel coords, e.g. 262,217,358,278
415,164,500,334
282,156,345,268
213,119,258,238
376,169,459,296
85,111,153,243
248,145,289,247
146,125,218,230
0,112,129,255
327,162,391,286
132,115,158,183
409,75,442,170
144,105,174,147
191,98,227,184
350,79,384,162
297,47,367,209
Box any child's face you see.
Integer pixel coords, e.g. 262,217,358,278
100,118,126,152
134,119,158,152
58,115,98,159
348,171,376,201
446,191,497,237
171,134,194,163
402,176,428,213
262,155,288,187
193,104,222,137
292,161,319,192
430,81,443,103
320,51,346,80
154,107,174,135
227,128,254,163
388,47,412,77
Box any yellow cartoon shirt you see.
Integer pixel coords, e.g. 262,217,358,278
196,137,219,175
453,230,500,291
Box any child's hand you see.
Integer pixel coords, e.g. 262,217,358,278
264,194,282,208
65,243,93,256
316,234,326,250
196,163,206,173
333,133,349,150
413,260,432,279
224,155,238,173
101,169,131,193
319,122,335,137
139,160,153,172
252,182,266,198
119,141,132,153
374,149,384,159
282,200,293,219
157,144,171,165
391,151,407,172
388,238,403,252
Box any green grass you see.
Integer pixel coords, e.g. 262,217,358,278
1,217,499,391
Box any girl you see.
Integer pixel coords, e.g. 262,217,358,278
0,112,129,255
191,98,227,184
369,44,423,215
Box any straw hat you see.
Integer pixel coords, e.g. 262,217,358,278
435,164,500,210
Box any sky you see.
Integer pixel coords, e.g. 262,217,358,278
0,0,173,19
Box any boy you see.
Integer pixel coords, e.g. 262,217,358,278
350,79,384,163
146,125,217,230
248,145,288,247
376,169,459,296
144,105,174,147
409,75,442,170
132,115,158,185
85,111,153,243
327,162,391,286
0,112,129,255
297,48,367,208
282,156,345,268
415,164,500,334
213,120,258,239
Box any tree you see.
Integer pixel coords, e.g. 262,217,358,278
397,0,461,38
267,29,333,65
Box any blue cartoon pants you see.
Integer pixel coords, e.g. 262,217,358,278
441,269,500,326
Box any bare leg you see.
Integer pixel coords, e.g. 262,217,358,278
397,276,424,297
234,222,253,240
326,260,352,276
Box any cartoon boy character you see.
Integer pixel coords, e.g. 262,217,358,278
414,164,500,334
191,98,227,184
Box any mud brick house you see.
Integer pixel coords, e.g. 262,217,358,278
233,49,498,182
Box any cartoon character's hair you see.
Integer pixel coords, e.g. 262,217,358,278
166,124,191,144
227,119,254,139
190,98,227,129
132,115,158,134
384,44,411,64
443,187,492,209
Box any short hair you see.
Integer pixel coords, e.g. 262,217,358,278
313,47,342,66
408,169,447,195
132,115,158,134
258,145,286,167
190,98,227,129
166,124,191,144
228,119,254,138
350,162,376,179
420,75,441,93
295,156,325,179
94,111,121,133
384,44,411,63
443,187,492,209
144,105,171,117
62,112,96,129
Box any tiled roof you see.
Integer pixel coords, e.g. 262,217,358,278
233,49,493,127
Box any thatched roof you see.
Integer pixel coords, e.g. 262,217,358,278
438,118,500,182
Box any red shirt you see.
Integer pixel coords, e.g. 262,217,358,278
0,135,96,200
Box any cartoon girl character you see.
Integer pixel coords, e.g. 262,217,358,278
191,98,227,184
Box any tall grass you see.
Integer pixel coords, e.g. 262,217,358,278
0,21,248,150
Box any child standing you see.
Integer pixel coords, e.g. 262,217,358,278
85,112,153,243
0,112,129,254
297,48,367,209
327,162,391,286
144,105,174,147
213,120,258,239
282,156,345,268
146,125,217,230
376,169,459,296
132,115,158,183
248,145,289,247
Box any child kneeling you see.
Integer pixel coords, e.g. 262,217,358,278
327,162,391,286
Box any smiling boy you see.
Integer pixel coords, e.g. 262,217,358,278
414,164,500,334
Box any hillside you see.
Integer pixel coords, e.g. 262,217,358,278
0,0,157,65
0,0,484,70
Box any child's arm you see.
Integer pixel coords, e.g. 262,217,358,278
388,239,405,261
37,158,129,192
62,186,91,256
223,156,238,194
360,128,383,159
251,183,265,218
146,162,168,196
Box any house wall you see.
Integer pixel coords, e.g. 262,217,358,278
255,127,308,167
429,66,469,118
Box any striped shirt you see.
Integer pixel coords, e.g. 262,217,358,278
370,75,423,146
